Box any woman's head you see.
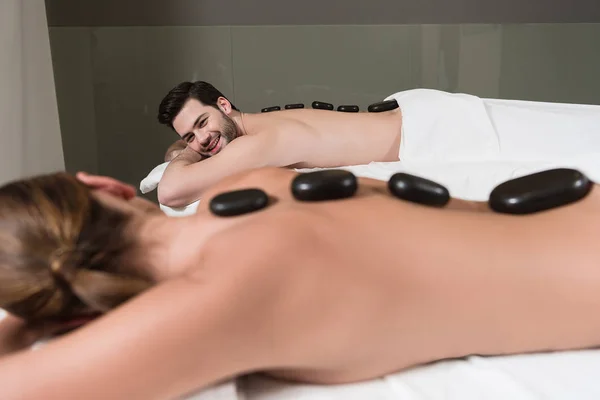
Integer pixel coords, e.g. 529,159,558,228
0,172,152,323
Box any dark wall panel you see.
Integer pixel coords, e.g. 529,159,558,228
46,0,600,26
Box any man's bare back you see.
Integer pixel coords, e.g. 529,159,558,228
156,81,403,207
245,107,403,169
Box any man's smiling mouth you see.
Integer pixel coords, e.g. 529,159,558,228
206,136,221,153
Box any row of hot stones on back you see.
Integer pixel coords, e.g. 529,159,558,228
261,99,399,114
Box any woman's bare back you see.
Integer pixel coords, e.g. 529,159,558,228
191,168,600,384
5,168,600,399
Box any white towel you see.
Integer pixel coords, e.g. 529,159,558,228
385,89,600,165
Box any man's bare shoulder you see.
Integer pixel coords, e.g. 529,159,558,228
251,111,316,135
227,132,275,153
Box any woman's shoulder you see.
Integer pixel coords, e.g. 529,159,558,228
187,208,318,280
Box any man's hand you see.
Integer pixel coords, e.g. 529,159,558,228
164,140,188,162
170,146,205,165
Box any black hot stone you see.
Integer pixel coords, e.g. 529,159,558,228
337,105,360,113
489,168,593,215
388,173,450,207
291,170,358,202
209,188,269,217
311,101,334,111
261,106,281,113
285,103,305,109
368,99,399,113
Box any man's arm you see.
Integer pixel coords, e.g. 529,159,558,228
158,134,281,208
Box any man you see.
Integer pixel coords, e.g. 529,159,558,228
156,81,403,207
157,81,600,209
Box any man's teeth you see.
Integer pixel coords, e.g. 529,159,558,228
207,138,215,151
209,137,219,151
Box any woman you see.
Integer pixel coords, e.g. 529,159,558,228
0,167,600,399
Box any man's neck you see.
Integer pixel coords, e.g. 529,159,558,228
231,112,254,137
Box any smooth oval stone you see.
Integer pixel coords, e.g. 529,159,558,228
285,103,305,109
388,173,450,207
292,170,358,202
489,168,593,215
337,105,360,113
209,188,269,217
261,106,281,113
368,99,399,113
311,101,334,111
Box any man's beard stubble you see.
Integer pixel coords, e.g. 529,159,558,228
220,111,240,144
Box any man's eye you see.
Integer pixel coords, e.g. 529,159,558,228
186,136,195,143
200,119,207,128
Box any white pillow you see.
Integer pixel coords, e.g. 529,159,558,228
140,162,201,217
140,162,170,194
159,201,200,217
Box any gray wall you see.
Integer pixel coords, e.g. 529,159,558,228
0,0,64,186
45,1,600,199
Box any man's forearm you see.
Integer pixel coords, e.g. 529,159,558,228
158,148,206,207
158,136,273,208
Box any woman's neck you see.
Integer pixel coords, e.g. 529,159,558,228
133,214,197,282
134,212,237,282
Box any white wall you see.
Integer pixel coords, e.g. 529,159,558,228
0,0,64,185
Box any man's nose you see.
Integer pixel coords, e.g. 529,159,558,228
197,132,211,147
188,141,202,153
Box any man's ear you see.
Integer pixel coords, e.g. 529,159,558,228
76,172,136,200
217,97,233,114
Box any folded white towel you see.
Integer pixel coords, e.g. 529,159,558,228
140,162,170,194
385,88,600,165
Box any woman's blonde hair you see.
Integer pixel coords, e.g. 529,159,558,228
0,172,152,322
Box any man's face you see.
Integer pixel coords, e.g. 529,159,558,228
172,99,239,157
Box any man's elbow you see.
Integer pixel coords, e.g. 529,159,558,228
157,184,193,208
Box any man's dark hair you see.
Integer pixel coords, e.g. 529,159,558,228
157,81,239,129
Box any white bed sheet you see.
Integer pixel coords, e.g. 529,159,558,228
240,351,600,400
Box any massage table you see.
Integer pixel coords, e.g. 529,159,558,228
137,90,600,399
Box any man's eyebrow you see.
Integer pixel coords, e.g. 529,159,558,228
181,113,208,141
